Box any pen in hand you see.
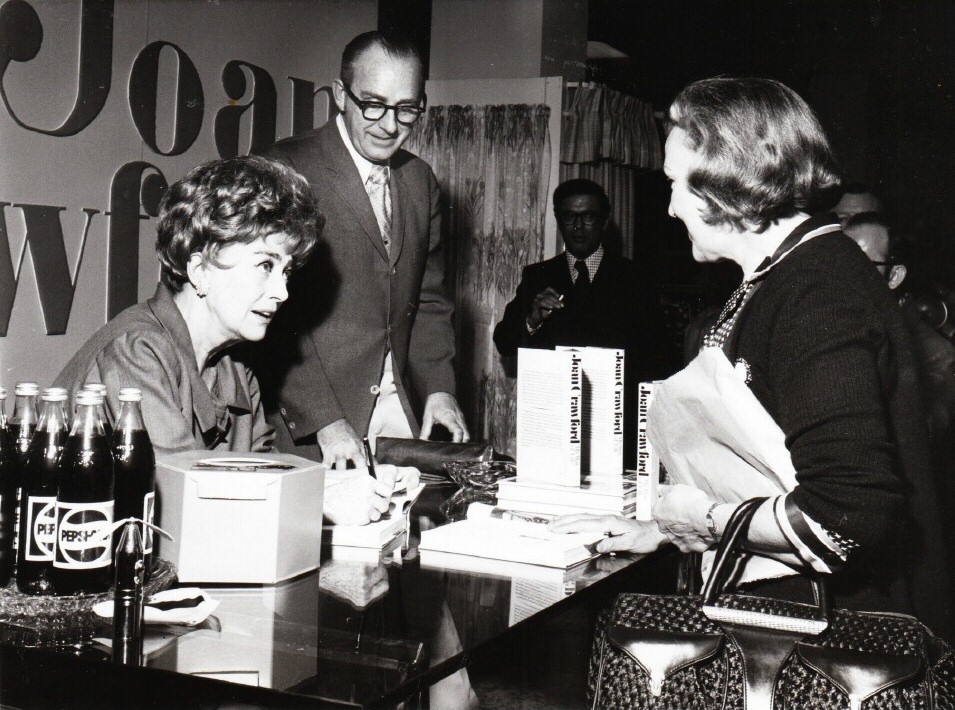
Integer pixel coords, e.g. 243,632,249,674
362,437,377,479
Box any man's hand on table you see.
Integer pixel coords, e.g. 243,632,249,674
420,392,470,442
317,418,366,470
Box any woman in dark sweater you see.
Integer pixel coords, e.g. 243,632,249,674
553,77,952,641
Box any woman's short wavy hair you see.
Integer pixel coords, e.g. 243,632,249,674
668,77,842,233
156,155,322,292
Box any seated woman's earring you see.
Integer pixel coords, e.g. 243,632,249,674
195,282,208,298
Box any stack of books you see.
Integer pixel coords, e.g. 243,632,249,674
495,473,639,518
511,346,660,521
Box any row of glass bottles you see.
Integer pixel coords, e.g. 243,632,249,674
0,383,155,595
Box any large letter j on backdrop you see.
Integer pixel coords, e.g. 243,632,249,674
0,0,114,136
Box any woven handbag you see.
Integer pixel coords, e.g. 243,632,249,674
588,498,955,709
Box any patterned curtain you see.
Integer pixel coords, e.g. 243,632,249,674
407,105,552,455
560,83,661,258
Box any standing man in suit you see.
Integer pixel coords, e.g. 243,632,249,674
261,31,468,468
493,178,668,465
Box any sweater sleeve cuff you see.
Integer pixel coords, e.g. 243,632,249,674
774,494,852,573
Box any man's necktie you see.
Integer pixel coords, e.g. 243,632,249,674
366,164,392,255
573,259,590,296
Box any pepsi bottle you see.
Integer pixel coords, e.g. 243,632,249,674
16,388,70,594
112,388,155,580
81,383,112,442
9,382,40,569
0,386,17,585
8,382,39,464
53,390,115,594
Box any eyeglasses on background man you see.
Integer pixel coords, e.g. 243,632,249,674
557,210,603,227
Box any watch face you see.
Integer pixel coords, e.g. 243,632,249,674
706,504,719,539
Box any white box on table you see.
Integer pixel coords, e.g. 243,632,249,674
155,451,325,584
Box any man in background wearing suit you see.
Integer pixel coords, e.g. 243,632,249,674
261,31,468,469
493,178,668,465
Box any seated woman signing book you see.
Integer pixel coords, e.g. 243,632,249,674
56,156,414,525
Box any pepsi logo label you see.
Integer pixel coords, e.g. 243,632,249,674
24,496,56,562
54,500,114,569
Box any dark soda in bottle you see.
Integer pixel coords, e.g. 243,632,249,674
16,388,70,594
53,390,115,594
112,388,155,580
9,382,40,577
8,382,39,464
81,383,112,442
0,386,17,585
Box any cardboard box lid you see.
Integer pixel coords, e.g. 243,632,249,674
157,450,323,475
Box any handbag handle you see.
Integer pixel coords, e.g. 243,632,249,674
700,497,830,616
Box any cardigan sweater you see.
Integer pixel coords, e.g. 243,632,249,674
728,217,953,641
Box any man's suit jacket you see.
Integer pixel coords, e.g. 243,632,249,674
260,121,456,458
494,250,665,376
493,250,668,466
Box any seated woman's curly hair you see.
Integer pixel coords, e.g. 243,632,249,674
668,77,842,233
156,155,322,291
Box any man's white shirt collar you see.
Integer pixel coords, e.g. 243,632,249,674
564,244,604,282
336,113,387,184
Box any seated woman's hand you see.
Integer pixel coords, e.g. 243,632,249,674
324,466,397,526
653,484,715,553
549,514,667,554
393,465,420,493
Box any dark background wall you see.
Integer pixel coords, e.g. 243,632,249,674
589,0,955,294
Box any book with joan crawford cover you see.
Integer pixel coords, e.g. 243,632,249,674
516,348,582,486
635,381,661,521
556,346,625,475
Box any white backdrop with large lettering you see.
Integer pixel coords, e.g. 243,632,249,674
0,0,375,391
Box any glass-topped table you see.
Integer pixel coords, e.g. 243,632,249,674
0,483,668,709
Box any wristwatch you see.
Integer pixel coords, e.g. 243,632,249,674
705,503,719,540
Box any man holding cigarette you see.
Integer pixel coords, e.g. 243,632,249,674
493,178,668,464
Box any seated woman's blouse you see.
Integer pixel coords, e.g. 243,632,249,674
55,284,274,457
